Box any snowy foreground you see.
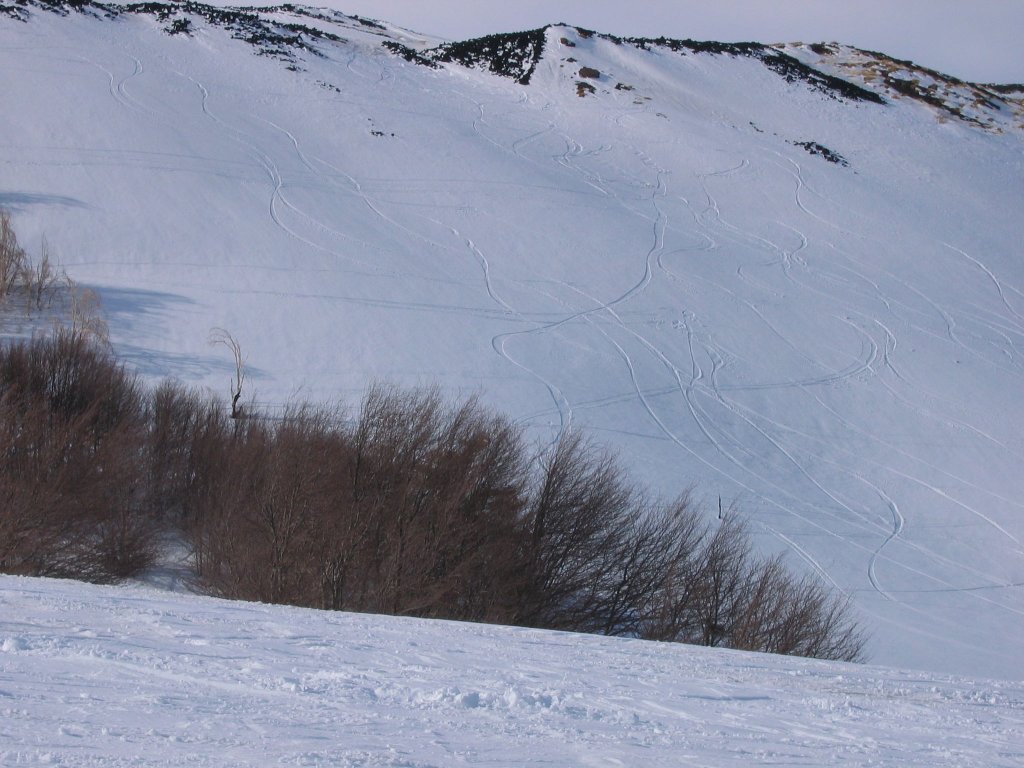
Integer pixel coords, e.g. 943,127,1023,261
1,575,1022,767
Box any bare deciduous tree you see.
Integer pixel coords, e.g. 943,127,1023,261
64,279,110,345
517,431,642,633
209,327,246,419
22,237,63,312
0,329,155,582
0,209,28,301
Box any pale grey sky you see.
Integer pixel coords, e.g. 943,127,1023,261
330,1,1024,83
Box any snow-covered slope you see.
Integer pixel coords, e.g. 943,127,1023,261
2,3,1023,679
2,575,1022,766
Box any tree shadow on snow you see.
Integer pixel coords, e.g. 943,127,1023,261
97,285,266,384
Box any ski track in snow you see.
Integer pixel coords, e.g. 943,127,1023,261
498,128,1024,648
192,75,476,289
944,242,1024,329
667,159,1014,616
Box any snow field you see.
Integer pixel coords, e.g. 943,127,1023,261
1,575,1023,766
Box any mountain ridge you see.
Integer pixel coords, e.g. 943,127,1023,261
13,0,1024,122
9,0,1021,133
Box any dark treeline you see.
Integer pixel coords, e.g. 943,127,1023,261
0,329,867,662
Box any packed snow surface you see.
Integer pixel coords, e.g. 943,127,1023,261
1,575,1022,766
1,5,1023,679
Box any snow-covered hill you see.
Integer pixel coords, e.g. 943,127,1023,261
2,574,1022,766
2,2,1023,679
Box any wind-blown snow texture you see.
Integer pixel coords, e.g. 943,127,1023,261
1,575,1022,766
2,4,1023,680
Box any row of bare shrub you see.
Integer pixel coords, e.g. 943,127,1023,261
0,327,867,661
154,377,866,660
